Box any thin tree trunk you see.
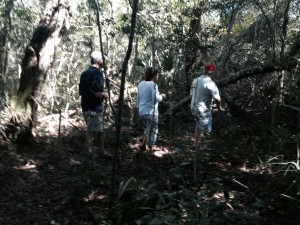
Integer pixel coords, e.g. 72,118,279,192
271,71,285,130
130,36,139,85
94,0,117,119
280,0,291,62
109,0,138,214
184,6,203,95
16,0,77,140
0,0,14,106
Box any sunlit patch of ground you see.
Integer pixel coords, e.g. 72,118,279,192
153,146,172,157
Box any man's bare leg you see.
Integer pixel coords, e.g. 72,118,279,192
95,131,111,155
85,131,94,153
95,132,104,149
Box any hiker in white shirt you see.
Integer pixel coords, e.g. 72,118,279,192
191,64,223,147
137,67,166,152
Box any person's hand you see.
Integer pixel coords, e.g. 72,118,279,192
102,92,109,100
218,106,225,111
161,94,167,100
95,92,109,100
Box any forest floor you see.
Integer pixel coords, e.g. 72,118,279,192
0,116,299,225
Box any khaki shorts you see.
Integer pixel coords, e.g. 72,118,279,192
192,110,212,134
83,111,104,132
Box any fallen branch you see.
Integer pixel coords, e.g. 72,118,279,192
164,64,282,117
282,104,300,112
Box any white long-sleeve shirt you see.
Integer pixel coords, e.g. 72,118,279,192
191,75,220,115
137,81,163,116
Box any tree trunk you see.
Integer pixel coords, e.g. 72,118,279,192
184,6,203,95
16,0,77,140
110,0,138,214
0,0,14,107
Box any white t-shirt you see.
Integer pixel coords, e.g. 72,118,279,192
137,80,163,116
191,75,220,115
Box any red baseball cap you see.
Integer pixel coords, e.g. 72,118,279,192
205,64,215,72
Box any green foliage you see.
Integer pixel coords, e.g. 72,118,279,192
114,188,203,225
1,1,300,225
1,0,299,117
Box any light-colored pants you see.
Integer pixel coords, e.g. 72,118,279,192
83,111,104,132
193,110,212,134
140,114,158,146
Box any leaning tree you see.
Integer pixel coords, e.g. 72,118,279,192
16,0,78,141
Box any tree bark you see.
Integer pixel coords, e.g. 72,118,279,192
184,6,203,95
16,0,77,139
110,0,138,213
94,0,117,120
0,0,14,103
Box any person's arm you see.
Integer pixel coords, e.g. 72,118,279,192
155,84,165,102
190,79,197,108
79,72,84,96
136,85,140,109
94,92,108,99
208,81,224,111
214,97,222,110
93,73,108,100
212,89,224,111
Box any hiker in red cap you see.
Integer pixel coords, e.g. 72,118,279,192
191,63,223,148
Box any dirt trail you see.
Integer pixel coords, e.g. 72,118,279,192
0,124,299,225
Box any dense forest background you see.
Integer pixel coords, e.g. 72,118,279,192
0,0,299,224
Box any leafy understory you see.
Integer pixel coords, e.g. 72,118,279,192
0,115,299,225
